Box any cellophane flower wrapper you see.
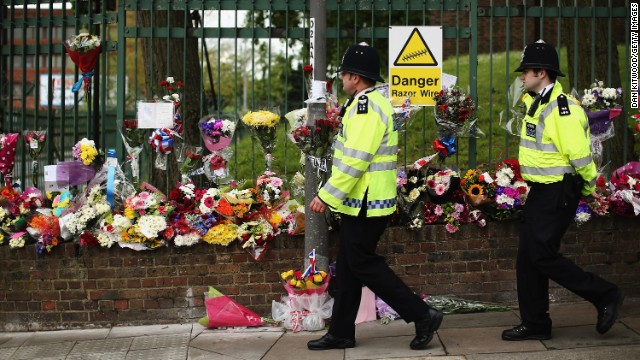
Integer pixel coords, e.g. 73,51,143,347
201,286,263,328
177,145,203,181
0,133,19,187
198,116,237,152
55,161,97,187
424,168,461,204
118,119,147,183
271,293,333,332
242,110,281,171
23,130,47,187
392,96,422,132
461,168,496,208
64,34,101,93
202,149,234,185
609,161,640,216
376,297,400,324
396,168,429,229
148,128,176,171
58,185,112,239
500,77,527,136
80,158,136,212
433,86,483,139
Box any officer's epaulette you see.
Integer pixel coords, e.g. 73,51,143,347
556,94,571,116
357,94,369,114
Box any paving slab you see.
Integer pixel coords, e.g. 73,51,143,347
107,324,193,338
467,344,640,360
619,297,640,317
66,351,127,360
125,346,188,360
24,328,110,345
438,326,547,355
70,337,132,354
439,311,521,329
620,316,640,334
542,323,640,349
8,341,75,360
548,301,597,327
187,346,240,360
355,318,414,338
0,332,34,348
346,333,445,359
191,330,283,360
263,332,344,360
0,347,17,360
130,333,190,350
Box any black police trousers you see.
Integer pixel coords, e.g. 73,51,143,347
328,210,430,340
517,181,618,329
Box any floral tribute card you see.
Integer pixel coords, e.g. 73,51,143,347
136,101,174,129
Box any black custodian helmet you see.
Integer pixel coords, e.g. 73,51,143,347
337,43,385,83
514,40,565,77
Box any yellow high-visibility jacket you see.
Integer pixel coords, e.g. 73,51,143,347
318,88,398,217
518,81,597,195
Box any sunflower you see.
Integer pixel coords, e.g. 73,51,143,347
468,184,484,196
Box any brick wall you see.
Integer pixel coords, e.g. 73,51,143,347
1,217,639,331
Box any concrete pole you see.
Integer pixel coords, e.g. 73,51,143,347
305,1,329,272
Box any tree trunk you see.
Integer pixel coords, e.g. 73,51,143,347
561,0,634,173
138,10,201,193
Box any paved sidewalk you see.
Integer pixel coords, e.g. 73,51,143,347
1,298,639,359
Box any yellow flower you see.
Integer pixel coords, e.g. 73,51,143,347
0,233,4,244
468,184,484,196
313,274,323,283
124,206,136,219
203,224,238,246
289,279,297,286
242,110,280,128
465,169,477,178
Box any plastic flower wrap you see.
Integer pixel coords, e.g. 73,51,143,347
392,96,422,132
118,119,147,184
577,79,623,169
148,128,176,171
203,149,233,185
609,162,640,217
432,86,482,161
64,33,101,94
0,133,19,187
59,186,112,238
237,216,276,261
424,168,460,204
460,168,495,207
27,215,61,255
242,110,281,171
290,118,340,166
177,145,203,181
159,76,185,135
198,116,237,152
396,168,429,230
23,130,47,187
500,77,527,136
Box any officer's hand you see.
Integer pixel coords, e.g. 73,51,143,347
310,196,327,213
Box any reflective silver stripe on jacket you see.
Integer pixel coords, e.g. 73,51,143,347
323,182,347,200
570,155,593,168
341,145,374,162
367,161,397,172
520,165,575,176
333,158,364,178
520,98,588,152
334,137,397,156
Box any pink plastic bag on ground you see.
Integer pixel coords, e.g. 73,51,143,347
202,287,263,328
355,286,377,324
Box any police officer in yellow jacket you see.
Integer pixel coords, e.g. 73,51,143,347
502,40,623,341
307,43,443,351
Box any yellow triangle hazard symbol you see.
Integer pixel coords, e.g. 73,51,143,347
393,28,438,66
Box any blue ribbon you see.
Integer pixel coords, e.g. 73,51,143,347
437,136,457,158
107,166,115,208
71,71,94,93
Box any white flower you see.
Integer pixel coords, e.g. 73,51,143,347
496,194,515,207
166,77,175,84
222,120,236,134
137,215,167,238
174,233,201,247
112,214,132,232
9,236,25,249
581,94,596,107
97,233,116,248
602,88,618,100
575,211,591,226
163,95,172,102
94,202,111,216
408,188,421,201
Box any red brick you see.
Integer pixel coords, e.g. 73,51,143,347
114,300,129,310
42,301,56,311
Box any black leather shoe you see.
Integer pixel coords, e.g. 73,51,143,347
307,333,355,350
597,290,624,334
410,308,444,350
502,324,551,341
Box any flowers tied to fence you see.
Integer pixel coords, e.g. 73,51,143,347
242,110,281,171
64,33,101,94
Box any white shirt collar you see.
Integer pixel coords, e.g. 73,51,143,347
539,83,554,97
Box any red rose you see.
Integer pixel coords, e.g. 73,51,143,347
303,65,313,74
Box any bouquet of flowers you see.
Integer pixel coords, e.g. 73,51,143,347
424,168,460,204
177,145,203,181
587,176,611,216
202,221,238,246
27,215,61,255
303,64,313,97
202,149,233,185
59,186,111,237
461,168,495,207
423,201,486,234
159,76,184,135
574,200,593,227
256,171,287,208
148,128,176,171
237,216,277,261
64,33,101,94
500,77,527,136
118,119,147,184
72,138,101,166
23,130,47,187
608,162,640,217
242,110,281,171
290,118,340,160
0,133,19,187
392,96,422,132
280,251,330,296
489,159,530,221
199,116,237,152
432,86,480,161
396,168,429,230
221,180,258,219
579,80,623,168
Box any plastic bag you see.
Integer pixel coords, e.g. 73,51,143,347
271,293,334,332
201,287,263,328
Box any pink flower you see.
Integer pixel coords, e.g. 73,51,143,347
435,183,446,195
203,197,214,208
445,223,458,233
434,205,443,216
271,178,283,187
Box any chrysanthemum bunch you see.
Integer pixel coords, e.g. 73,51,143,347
256,171,285,206
425,169,459,198
63,186,111,235
580,80,623,111
203,222,238,246
493,159,529,210
72,138,99,166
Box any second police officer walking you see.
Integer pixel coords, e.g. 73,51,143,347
502,40,623,341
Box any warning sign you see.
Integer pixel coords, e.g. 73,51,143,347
389,26,442,106
394,28,438,66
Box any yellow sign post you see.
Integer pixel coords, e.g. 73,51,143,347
388,26,442,106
